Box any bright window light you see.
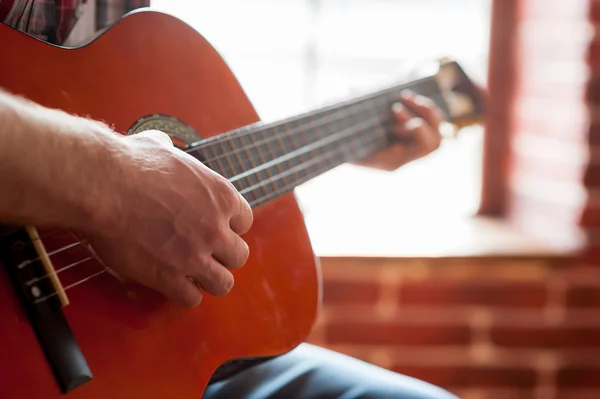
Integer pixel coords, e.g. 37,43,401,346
151,0,491,250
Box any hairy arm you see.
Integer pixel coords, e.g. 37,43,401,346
0,89,123,229
0,89,253,308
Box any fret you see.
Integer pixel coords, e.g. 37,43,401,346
270,122,297,191
259,127,287,193
208,140,232,181
201,139,226,176
235,133,259,187
287,118,312,184
251,127,278,198
221,135,244,179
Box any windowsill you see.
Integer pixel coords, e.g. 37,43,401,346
307,214,582,259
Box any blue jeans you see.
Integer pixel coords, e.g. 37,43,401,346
203,344,460,398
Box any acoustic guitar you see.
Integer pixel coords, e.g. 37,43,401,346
0,9,485,398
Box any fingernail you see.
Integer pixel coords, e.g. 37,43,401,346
392,102,405,113
400,89,415,99
225,277,234,292
413,95,430,106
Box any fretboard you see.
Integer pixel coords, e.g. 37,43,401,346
186,74,447,209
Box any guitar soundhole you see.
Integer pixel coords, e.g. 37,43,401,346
127,114,201,149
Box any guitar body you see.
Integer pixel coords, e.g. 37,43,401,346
0,10,320,398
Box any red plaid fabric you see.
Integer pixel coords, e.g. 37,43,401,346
0,0,149,45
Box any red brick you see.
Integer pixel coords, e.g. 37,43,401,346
587,42,600,71
491,325,600,348
325,320,470,346
391,365,536,389
398,279,547,308
583,164,600,187
587,76,600,104
557,366,600,387
588,123,600,145
567,286,600,308
591,0,600,22
581,204,600,226
322,280,380,305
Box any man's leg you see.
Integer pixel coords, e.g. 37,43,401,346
203,343,459,399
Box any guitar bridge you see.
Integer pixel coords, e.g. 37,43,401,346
0,226,93,393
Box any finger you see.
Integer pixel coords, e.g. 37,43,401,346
391,102,414,125
156,271,204,308
230,196,253,234
212,231,250,270
399,90,446,129
391,103,424,142
395,116,441,154
187,256,234,297
89,238,203,308
355,144,412,171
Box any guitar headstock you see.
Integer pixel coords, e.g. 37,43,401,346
434,58,486,130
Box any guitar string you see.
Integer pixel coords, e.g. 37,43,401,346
26,130,388,303
247,132,387,208
25,256,93,286
204,101,397,182
237,120,387,197
184,88,441,171
182,77,436,158
33,269,108,305
228,114,384,185
191,88,443,188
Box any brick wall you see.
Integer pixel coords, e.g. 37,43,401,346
307,256,600,399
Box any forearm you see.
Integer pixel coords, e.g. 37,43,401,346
0,89,124,232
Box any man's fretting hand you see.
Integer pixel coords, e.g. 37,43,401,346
85,130,253,308
356,90,446,170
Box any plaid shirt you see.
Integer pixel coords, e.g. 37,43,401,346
0,0,149,45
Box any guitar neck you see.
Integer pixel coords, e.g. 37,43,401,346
186,74,447,209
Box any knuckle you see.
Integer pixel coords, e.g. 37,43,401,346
203,222,226,246
139,130,173,146
216,179,238,206
239,206,254,233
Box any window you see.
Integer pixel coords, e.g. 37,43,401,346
151,0,491,252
